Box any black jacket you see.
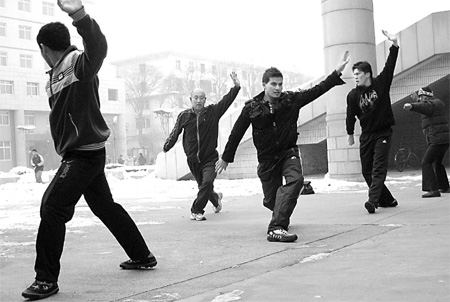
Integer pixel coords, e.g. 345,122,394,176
45,8,109,155
222,71,345,163
346,45,399,135
164,86,240,163
410,97,449,145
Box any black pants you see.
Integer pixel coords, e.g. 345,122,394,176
34,149,150,282
258,148,303,232
422,143,449,191
188,157,220,214
359,129,395,206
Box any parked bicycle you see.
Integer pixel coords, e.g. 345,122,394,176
394,146,420,172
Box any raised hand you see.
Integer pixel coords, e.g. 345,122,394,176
57,0,83,14
382,30,398,46
335,50,350,74
230,71,240,87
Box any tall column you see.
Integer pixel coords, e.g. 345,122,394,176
115,114,127,160
13,110,27,167
321,0,377,180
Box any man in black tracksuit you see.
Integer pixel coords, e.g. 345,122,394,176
22,1,156,300
164,73,240,221
346,30,399,214
216,53,349,242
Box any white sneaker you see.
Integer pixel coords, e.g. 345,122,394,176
267,229,298,242
190,213,206,221
213,192,223,213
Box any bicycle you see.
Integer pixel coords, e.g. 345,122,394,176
394,146,420,172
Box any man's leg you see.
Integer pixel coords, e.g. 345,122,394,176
434,144,450,191
368,133,392,205
422,144,440,192
258,161,282,212
34,155,94,283
190,160,217,215
268,154,303,232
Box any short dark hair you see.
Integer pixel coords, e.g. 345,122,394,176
262,67,283,84
352,61,372,77
37,22,71,51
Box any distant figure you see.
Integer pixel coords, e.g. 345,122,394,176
30,149,44,183
403,87,450,197
22,1,157,300
137,153,147,166
117,154,126,165
164,72,240,221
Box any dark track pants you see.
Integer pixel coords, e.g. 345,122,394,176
34,149,150,282
188,157,220,214
422,143,449,191
258,148,303,232
359,129,395,206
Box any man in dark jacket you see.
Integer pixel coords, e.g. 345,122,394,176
215,53,349,242
403,87,450,197
346,30,399,214
22,1,156,300
164,72,240,221
31,149,45,183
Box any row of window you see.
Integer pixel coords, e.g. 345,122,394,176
0,0,55,16
0,111,38,127
0,52,38,68
0,23,33,40
0,80,39,95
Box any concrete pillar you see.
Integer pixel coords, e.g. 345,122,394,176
13,110,27,167
321,0,377,180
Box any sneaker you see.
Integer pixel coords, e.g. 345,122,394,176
22,280,59,300
267,229,298,242
213,192,223,213
364,201,378,214
190,213,206,221
379,199,398,208
120,254,157,269
422,190,441,198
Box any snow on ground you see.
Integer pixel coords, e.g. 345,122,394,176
0,166,422,233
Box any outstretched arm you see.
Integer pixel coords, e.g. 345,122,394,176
382,29,398,47
230,71,240,88
335,51,350,74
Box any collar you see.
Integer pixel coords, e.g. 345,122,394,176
46,45,78,74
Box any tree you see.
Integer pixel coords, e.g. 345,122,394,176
124,64,163,140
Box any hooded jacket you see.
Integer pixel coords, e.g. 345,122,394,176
45,8,110,155
163,86,240,163
346,45,399,135
222,70,345,163
409,97,449,145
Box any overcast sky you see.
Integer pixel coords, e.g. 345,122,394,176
89,0,449,77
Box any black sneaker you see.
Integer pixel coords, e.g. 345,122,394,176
267,229,298,242
22,280,59,300
364,201,378,214
120,254,157,269
379,199,398,208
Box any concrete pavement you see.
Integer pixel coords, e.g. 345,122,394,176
1,171,449,302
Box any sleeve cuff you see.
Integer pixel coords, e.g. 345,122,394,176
69,6,87,23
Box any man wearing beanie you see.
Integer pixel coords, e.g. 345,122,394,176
346,30,399,214
22,0,157,300
403,86,450,197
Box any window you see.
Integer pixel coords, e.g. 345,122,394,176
200,64,205,73
0,111,10,126
175,60,181,70
42,2,54,16
18,0,31,12
26,82,39,96
144,117,151,128
0,80,13,94
20,54,32,68
24,114,35,126
19,25,32,40
0,23,6,37
0,141,12,161
108,89,118,101
0,52,7,66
